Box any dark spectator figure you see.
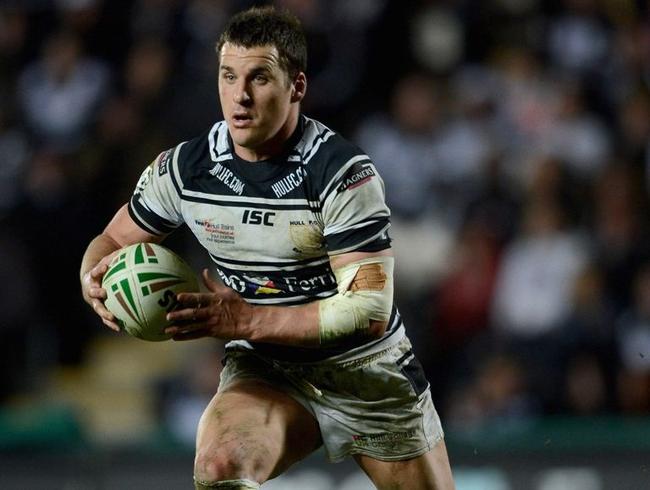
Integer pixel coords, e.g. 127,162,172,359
17,30,110,152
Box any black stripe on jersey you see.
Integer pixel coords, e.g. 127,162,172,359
180,194,317,211
129,201,162,235
157,141,184,198
325,219,390,252
355,234,392,252
210,252,329,269
169,154,183,197
129,196,178,235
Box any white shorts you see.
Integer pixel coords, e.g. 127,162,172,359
218,333,444,462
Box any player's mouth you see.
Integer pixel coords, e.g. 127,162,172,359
232,113,254,128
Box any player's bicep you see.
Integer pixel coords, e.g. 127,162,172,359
104,204,165,248
321,159,390,254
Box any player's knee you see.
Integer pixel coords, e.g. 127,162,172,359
194,449,244,483
194,440,267,484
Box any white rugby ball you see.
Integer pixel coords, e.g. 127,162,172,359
102,243,199,341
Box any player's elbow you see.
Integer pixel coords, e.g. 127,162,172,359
318,296,392,347
367,319,388,340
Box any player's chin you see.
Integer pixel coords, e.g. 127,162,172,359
231,130,265,149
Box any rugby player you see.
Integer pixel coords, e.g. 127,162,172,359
80,6,455,489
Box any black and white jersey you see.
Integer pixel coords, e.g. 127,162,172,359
129,115,404,361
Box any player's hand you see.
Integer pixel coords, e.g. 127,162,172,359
81,252,121,332
165,269,253,341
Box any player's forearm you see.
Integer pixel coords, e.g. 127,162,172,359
241,255,393,348
79,233,122,281
246,302,321,347
243,301,387,348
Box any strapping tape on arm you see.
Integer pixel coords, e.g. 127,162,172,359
318,256,394,346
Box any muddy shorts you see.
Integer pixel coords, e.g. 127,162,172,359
218,333,444,462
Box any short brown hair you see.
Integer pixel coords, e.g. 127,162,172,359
216,6,307,79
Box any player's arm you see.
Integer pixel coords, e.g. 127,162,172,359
80,204,164,331
252,248,393,346
81,146,184,330
166,247,393,348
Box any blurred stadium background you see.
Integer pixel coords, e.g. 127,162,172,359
1,0,649,488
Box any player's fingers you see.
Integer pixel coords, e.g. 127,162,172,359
166,305,209,323
101,317,121,332
175,292,213,307
89,287,107,299
97,250,120,269
103,249,120,262
92,299,115,321
174,292,197,305
89,262,108,280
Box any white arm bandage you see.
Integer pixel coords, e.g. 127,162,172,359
318,256,394,346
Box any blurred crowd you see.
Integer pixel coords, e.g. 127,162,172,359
1,0,649,440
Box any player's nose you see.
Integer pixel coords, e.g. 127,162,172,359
234,84,252,105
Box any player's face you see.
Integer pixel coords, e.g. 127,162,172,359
218,43,305,161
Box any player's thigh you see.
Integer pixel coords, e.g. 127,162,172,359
195,379,322,483
354,438,455,490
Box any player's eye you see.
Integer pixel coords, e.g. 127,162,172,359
222,72,236,83
253,74,268,84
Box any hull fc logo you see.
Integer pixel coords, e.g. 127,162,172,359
209,162,245,195
337,162,376,192
271,166,306,198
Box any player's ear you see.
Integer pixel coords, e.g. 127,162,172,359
291,72,307,103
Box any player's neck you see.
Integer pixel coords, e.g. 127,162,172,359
234,110,300,162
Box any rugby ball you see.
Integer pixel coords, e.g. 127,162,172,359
102,243,199,341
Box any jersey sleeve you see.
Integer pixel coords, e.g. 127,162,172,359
128,145,184,236
321,156,391,254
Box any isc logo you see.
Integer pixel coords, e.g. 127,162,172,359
242,209,275,226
